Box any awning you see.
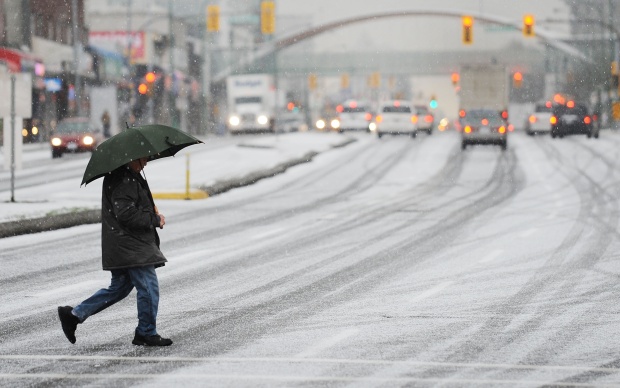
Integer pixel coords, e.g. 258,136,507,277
86,45,128,80
0,47,43,74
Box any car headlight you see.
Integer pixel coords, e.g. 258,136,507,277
83,136,94,145
229,116,240,126
331,119,340,129
369,122,377,132
51,137,62,146
316,119,326,130
257,115,269,125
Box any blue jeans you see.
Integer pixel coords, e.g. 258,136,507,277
72,266,160,337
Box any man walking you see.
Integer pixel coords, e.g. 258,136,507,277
58,156,172,346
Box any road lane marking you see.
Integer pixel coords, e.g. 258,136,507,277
478,249,504,264
1,355,619,373
410,281,453,304
0,373,612,386
296,328,359,358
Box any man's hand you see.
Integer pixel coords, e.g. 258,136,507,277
158,214,166,229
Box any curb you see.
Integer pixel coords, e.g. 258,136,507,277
0,137,357,238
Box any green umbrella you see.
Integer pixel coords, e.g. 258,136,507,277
81,124,203,186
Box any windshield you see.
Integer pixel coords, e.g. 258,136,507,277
343,107,367,113
55,121,90,134
236,97,262,104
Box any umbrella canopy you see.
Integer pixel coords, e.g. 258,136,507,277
81,124,203,186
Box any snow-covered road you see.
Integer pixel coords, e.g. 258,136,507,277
2,129,620,387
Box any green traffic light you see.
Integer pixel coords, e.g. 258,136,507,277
429,100,438,109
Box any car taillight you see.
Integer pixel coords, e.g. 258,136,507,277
464,125,472,133
508,124,514,132
584,116,591,124
365,113,372,121
411,115,418,124
481,118,489,126
529,115,537,123
550,116,557,124
459,109,466,118
498,126,506,134
376,115,383,123
424,115,433,123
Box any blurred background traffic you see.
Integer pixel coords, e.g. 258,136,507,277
0,0,616,147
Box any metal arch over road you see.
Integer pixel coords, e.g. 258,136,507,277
213,9,591,83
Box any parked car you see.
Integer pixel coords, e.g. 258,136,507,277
414,105,434,135
50,117,103,158
550,101,597,139
335,100,373,132
525,101,553,136
372,100,417,139
460,109,508,150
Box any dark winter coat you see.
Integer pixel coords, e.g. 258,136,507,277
101,166,167,270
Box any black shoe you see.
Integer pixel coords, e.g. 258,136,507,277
132,333,173,346
57,306,79,344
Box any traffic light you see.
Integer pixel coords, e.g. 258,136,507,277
462,16,473,44
523,14,535,37
207,5,220,32
138,71,156,96
369,72,380,88
308,73,317,90
261,1,275,35
451,72,460,86
341,73,349,89
513,72,523,88
429,95,438,109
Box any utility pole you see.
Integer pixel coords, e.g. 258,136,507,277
169,0,176,127
71,0,82,117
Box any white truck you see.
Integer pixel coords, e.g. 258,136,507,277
226,74,276,134
458,64,510,150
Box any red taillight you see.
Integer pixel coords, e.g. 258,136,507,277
567,100,575,108
501,110,509,120
336,105,343,113
550,116,557,125
424,115,433,123
365,113,372,121
529,115,537,124
459,109,466,118
593,114,598,122
584,116,591,124
508,124,514,132
481,118,489,126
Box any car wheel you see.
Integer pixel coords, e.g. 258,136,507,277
52,150,62,158
411,132,417,139
461,142,466,150
377,132,382,139
587,131,592,138
594,131,599,139
551,132,556,138
501,141,507,151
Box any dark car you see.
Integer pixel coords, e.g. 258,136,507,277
460,109,508,150
550,102,597,139
50,117,103,158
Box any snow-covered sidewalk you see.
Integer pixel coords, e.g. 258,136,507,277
0,131,355,227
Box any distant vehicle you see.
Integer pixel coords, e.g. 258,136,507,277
414,105,434,135
334,100,373,132
550,101,597,139
460,109,508,150
226,74,277,134
372,100,417,139
459,64,509,150
276,110,307,133
50,117,103,158
525,101,553,136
